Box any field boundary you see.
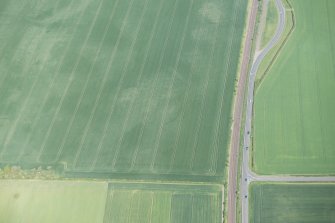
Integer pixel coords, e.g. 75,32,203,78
250,0,295,171
235,1,265,222
254,0,295,92
249,182,335,223
227,0,259,222
241,0,335,222
64,170,225,183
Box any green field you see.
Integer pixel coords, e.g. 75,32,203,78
0,180,108,223
103,182,222,223
0,180,222,223
260,0,279,48
254,0,294,89
250,183,335,223
253,0,335,174
0,0,247,180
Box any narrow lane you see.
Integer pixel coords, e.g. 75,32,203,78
241,1,286,222
227,0,259,222
241,1,335,223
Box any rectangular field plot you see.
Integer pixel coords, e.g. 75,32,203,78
0,180,108,223
0,180,222,223
253,0,335,174
103,182,222,223
250,183,335,223
0,0,247,179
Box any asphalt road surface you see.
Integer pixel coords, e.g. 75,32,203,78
240,0,335,223
227,0,259,223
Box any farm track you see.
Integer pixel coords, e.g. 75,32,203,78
228,0,335,222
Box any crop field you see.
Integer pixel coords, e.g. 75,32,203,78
253,0,335,174
254,0,294,89
0,180,222,223
250,183,335,223
0,0,247,179
103,182,222,223
0,180,108,223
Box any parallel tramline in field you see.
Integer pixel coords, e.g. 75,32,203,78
0,180,222,223
250,183,335,223
103,182,222,223
0,0,249,222
0,0,247,180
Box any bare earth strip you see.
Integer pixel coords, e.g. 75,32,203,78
227,0,258,223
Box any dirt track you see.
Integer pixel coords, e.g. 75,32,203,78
226,1,258,223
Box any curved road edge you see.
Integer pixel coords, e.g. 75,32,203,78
241,1,286,222
241,0,335,223
227,0,259,223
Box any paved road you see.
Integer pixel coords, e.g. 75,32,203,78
240,0,335,223
227,0,259,223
